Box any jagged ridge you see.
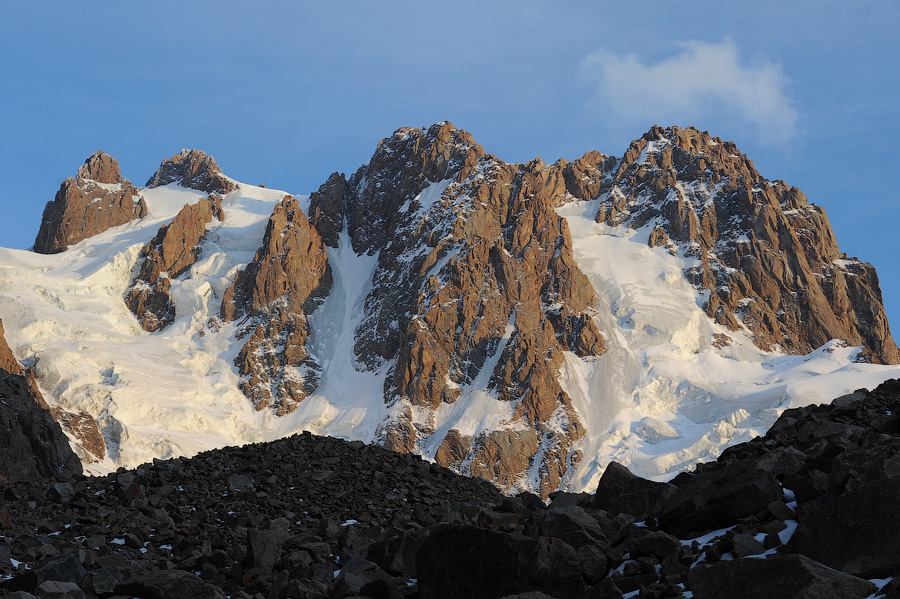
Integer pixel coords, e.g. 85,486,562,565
595,125,898,363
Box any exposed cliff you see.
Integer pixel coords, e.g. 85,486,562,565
34,151,148,254
221,195,332,415
125,195,224,332
0,319,82,482
307,123,604,496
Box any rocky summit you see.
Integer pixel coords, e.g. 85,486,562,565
2,379,900,599
33,152,147,254
1,122,899,504
595,125,898,364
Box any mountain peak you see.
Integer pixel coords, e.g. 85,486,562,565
75,150,123,184
146,149,237,195
34,152,147,254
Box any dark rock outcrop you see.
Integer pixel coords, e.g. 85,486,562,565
594,125,898,364
416,525,585,599
0,319,81,482
658,456,784,537
220,195,332,415
146,149,237,195
124,195,224,331
307,172,348,248
689,554,876,599
34,151,147,254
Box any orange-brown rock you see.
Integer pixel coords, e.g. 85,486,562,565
34,151,148,254
0,319,82,482
435,429,473,470
595,125,899,364
125,196,224,332
221,195,332,415
334,123,605,497
146,149,237,195
469,429,539,490
51,408,107,463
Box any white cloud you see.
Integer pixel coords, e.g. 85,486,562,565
581,40,797,143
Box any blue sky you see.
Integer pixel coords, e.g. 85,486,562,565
2,1,898,330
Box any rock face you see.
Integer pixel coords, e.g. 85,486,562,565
304,122,607,497
125,196,224,332
146,149,237,195
594,125,898,364
0,319,82,482
221,195,332,415
34,151,148,254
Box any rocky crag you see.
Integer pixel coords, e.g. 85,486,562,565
220,195,333,416
145,149,237,196
2,379,900,599
0,319,82,483
124,196,224,332
307,123,607,497
33,152,148,254
594,125,898,363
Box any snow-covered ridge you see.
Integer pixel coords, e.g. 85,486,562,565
1,149,898,490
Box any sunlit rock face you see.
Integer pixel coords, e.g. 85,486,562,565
34,151,148,254
594,125,898,364
125,195,224,332
221,195,332,416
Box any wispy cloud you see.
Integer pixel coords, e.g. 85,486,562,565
581,40,797,143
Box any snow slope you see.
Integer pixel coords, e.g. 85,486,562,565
0,179,898,490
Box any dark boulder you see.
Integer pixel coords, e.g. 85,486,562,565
796,476,900,577
416,524,584,599
592,462,635,510
116,570,227,599
689,554,876,599
658,458,783,537
528,506,609,551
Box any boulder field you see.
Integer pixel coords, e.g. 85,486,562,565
2,379,900,598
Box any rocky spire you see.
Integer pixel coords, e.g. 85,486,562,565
146,149,238,195
34,151,148,254
220,195,332,416
595,125,899,364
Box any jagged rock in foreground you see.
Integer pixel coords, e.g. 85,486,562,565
221,195,332,415
595,125,899,364
146,149,237,195
0,319,81,483
3,379,899,598
689,555,876,599
33,151,148,254
124,195,224,332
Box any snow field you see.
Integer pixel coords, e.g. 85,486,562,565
0,178,897,492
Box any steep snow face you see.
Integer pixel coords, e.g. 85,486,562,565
1,171,899,490
555,199,900,488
